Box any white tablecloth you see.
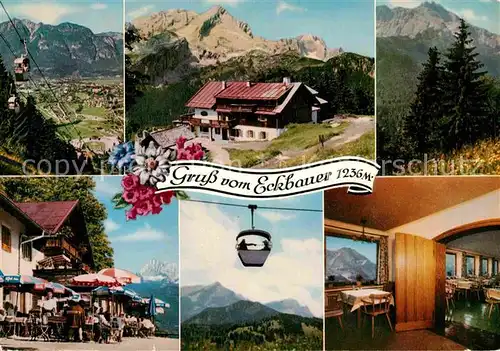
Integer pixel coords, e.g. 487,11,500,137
340,289,394,312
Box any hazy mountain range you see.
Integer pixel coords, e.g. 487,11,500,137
325,247,377,282
0,18,123,77
181,282,314,322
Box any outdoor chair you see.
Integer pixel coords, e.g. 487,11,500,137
361,293,393,339
325,291,344,331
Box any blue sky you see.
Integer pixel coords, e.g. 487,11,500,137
379,0,500,34
126,0,375,56
92,176,179,274
326,236,377,263
2,0,123,33
179,191,324,317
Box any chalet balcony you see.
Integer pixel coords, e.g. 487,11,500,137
43,238,82,261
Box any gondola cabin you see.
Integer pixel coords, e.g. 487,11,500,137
14,56,30,82
7,96,20,114
236,229,272,267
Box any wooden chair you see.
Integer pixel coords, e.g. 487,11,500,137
471,281,483,300
361,293,393,338
445,283,456,312
456,281,470,300
325,291,344,331
485,289,500,319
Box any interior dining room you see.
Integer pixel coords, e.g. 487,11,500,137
324,176,500,350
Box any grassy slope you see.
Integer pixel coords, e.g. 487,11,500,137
225,123,349,168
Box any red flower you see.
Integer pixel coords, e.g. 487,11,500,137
123,190,139,204
135,200,153,216
152,205,163,215
160,191,174,204
176,136,187,150
138,184,155,201
126,206,138,221
122,174,139,191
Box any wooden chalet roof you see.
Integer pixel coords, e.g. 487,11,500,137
15,201,79,234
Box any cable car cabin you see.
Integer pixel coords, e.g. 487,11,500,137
14,56,30,82
8,96,21,114
236,229,272,267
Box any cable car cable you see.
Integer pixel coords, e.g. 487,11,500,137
0,0,89,151
180,198,322,212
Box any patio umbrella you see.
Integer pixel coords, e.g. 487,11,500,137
45,282,76,296
69,273,121,287
98,268,141,285
0,270,4,283
147,294,156,325
1,275,48,291
142,297,169,308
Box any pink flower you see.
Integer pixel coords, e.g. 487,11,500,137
123,190,139,204
122,174,139,191
176,136,187,150
135,200,153,216
126,206,138,221
152,194,163,208
137,184,155,201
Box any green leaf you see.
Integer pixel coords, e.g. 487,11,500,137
175,191,190,200
112,192,123,203
114,201,130,210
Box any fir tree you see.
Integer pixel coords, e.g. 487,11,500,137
403,46,444,156
442,19,489,150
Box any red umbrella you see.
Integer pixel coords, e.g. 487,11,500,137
98,268,141,285
69,274,121,287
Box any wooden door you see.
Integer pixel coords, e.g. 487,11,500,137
395,233,446,332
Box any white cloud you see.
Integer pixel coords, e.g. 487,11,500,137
205,0,245,6
113,224,167,242
104,219,120,233
180,201,323,317
459,9,488,22
127,5,155,19
276,0,306,15
90,3,108,10
93,176,122,197
10,2,82,24
388,0,423,8
258,211,296,222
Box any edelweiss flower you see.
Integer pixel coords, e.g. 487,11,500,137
132,143,176,186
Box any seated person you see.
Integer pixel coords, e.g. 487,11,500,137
0,308,6,322
41,291,58,316
140,317,155,336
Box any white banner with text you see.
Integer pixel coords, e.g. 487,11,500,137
155,157,380,199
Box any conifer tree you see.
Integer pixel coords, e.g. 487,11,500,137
442,19,489,150
403,46,444,156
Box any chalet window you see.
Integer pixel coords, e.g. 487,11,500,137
466,256,475,276
494,260,499,275
259,131,266,140
1,225,12,253
325,235,379,286
446,253,456,277
22,242,32,262
215,128,221,135
200,111,208,117
481,258,488,275
247,130,254,138
200,126,209,133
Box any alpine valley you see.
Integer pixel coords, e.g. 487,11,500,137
125,5,375,165
181,282,322,350
128,259,179,336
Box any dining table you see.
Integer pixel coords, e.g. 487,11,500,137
340,288,394,328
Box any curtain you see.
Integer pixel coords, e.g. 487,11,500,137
378,236,389,284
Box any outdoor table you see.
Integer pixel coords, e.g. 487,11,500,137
340,288,394,328
48,316,67,341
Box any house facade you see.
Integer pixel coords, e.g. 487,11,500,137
0,193,93,314
183,78,327,142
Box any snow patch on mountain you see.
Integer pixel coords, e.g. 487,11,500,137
139,259,178,283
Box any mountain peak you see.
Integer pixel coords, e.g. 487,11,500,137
139,259,178,282
206,5,228,16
